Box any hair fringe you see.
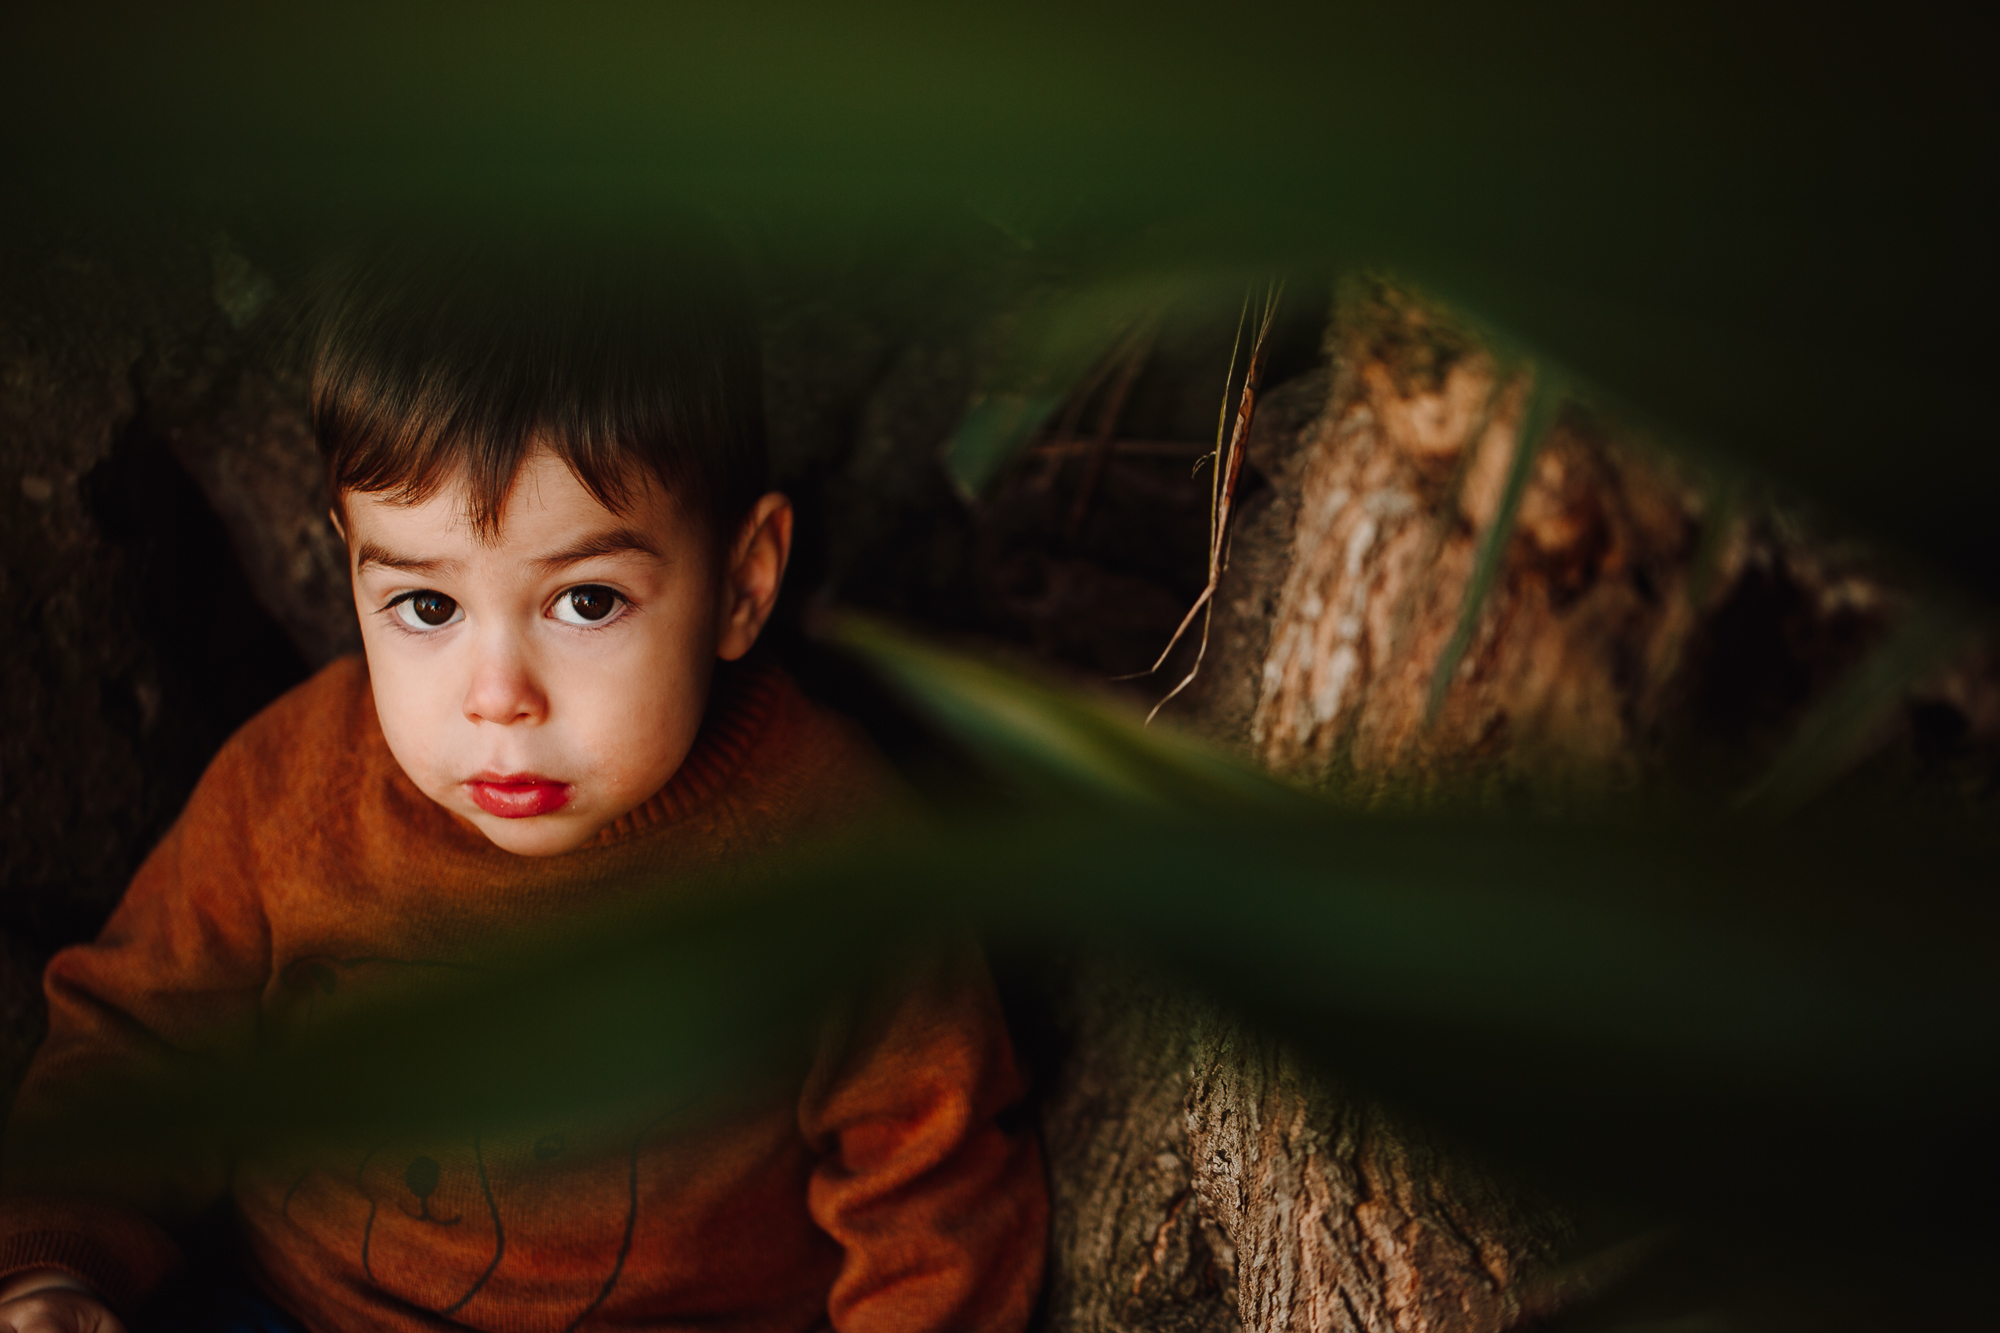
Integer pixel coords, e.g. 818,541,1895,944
304,211,765,544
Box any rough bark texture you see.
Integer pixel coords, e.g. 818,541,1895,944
1181,277,1910,804
1030,974,1575,1333
1035,964,1240,1333
1184,1023,1568,1333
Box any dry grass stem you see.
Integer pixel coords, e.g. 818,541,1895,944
1126,281,1285,723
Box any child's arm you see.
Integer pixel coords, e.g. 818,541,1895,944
0,726,276,1318
800,945,1048,1333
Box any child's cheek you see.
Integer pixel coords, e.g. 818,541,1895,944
580,632,709,806
368,652,460,800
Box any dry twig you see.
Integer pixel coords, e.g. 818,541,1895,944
1124,281,1284,723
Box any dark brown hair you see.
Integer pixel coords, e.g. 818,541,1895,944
307,211,766,545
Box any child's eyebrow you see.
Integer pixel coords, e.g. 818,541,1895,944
532,527,663,571
353,542,454,576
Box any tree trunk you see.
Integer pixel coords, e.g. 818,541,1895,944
1036,962,1240,1333
1184,1023,1573,1333
1033,969,1579,1333
1181,277,1893,799
1032,275,1960,1332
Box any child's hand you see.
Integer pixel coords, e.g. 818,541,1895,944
0,1272,124,1333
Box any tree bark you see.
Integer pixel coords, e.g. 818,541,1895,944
1036,963,1240,1333
1184,1023,1571,1333
1034,972,1576,1333
1182,277,1887,798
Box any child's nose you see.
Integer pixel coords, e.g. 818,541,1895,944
462,636,549,725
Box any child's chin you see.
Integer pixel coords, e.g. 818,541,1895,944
471,810,602,857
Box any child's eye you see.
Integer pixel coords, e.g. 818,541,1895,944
391,591,462,631
552,585,624,626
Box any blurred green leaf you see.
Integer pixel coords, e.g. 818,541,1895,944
831,611,1302,811
941,389,1070,498
1428,366,1566,720
1684,472,1742,615
7,3,1992,593
32,626,1999,1325
68,627,2000,1167
941,271,1233,496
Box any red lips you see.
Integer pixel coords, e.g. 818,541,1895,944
465,772,573,818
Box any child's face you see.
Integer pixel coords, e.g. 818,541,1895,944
344,448,791,856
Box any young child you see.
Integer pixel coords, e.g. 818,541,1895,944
0,219,1047,1333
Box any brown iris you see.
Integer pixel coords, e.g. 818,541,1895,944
565,586,617,622
409,592,456,626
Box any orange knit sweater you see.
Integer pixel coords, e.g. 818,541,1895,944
0,655,1047,1333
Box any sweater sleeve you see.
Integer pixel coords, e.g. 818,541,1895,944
0,725,276,1315
799,944,1048,1333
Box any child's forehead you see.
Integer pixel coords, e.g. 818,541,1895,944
346,451,692,557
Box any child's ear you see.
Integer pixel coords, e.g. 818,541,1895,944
716,493,793,662
327,506,348,544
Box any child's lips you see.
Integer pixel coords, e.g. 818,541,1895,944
465,772,573,818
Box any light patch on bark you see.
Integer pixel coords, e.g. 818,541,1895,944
1236,282,1715,795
